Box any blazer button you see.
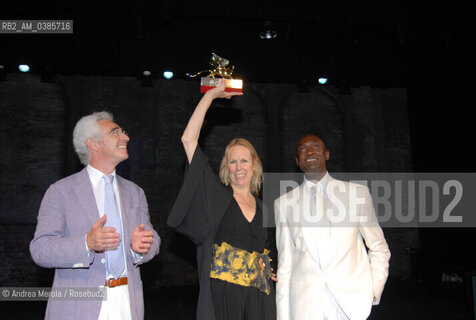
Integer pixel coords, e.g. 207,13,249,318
101,258,106,264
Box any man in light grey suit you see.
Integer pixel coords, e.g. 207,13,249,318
275,134,390,320
30,111,160,320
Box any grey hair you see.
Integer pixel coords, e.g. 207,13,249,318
72,111,113,165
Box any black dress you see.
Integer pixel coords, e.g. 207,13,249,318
167,145,276,320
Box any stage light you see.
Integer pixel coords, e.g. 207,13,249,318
140,70,153,87
259,20,277,40
163,71,173,79
18,64,30,72
318,78,328,85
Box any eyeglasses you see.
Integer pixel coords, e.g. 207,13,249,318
106,127,128,138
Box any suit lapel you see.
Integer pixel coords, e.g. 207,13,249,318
298,177,345,270
75,168,101,226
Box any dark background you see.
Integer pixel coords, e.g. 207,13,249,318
1,1,475,319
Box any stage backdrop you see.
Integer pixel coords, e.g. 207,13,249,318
0,73,416,289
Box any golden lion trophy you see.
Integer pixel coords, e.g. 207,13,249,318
186,52,243,93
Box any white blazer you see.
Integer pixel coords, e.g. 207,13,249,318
275,174,390,320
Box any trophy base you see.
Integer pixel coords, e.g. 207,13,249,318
200,78,243,93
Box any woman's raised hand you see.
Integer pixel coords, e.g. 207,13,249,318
182,79,243,163
206,79,243,100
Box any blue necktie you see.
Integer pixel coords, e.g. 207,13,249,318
103,175,125,279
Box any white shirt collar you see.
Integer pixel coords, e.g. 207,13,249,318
304,171,330,194
86,164,117,187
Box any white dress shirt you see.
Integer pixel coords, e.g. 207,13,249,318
87,164,128,279
86,165,132,320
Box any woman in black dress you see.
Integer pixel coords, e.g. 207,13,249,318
167,81,276,320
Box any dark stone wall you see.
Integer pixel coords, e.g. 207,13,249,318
0,73,415,288
281,87,346,172
0,74,66,225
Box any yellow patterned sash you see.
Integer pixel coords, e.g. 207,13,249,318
210,242,272,295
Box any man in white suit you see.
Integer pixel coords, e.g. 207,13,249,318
275,134,390,320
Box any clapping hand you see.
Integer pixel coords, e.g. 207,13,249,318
131,224,154,254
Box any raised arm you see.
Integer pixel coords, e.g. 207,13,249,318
181,81,243,163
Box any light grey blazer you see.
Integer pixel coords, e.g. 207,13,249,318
30,168,160,320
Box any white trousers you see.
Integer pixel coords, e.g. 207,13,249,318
98,284,132,320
